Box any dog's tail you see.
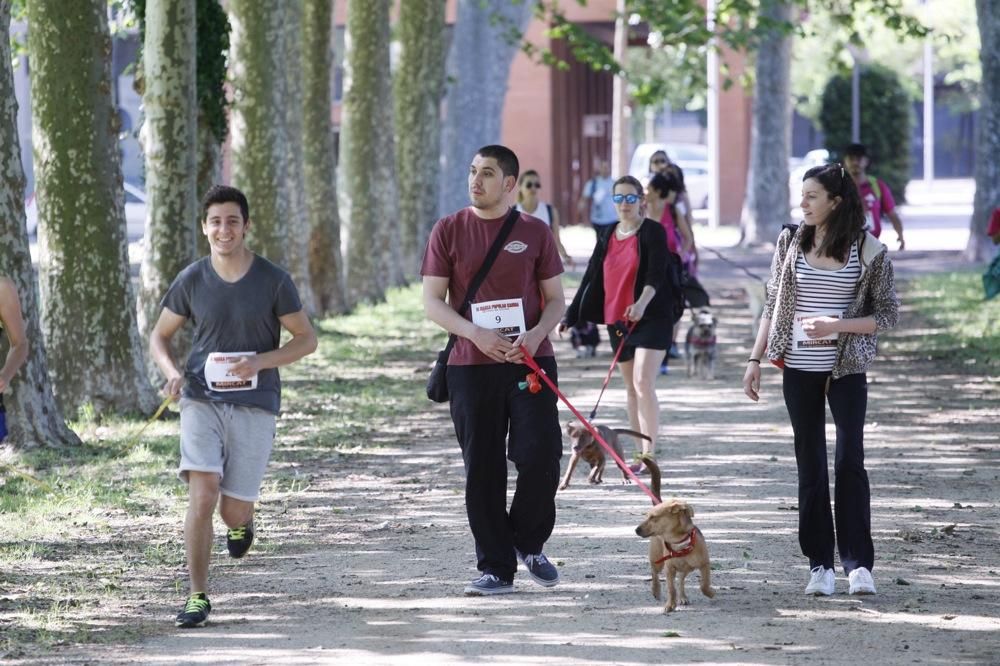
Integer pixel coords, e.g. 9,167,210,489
613,428,652,442
638,453,661,504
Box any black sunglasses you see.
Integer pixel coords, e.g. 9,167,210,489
651,158,668,165
523,182,541,189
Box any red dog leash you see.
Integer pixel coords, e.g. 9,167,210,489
520,346,660,505
589,320,635,420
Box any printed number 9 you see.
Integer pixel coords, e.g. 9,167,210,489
495,315,502,324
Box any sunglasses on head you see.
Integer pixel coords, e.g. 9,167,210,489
524,182,541,189
612,193,640,204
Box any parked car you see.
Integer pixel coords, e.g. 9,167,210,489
628,142,710,209
789,149,830,207
25,181,148,239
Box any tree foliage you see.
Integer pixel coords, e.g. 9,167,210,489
819,63,912,201
524,0,927,108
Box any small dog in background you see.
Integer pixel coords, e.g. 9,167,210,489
570,321,599,358
635,497,716,613
685,308,717,379
560,422,650,490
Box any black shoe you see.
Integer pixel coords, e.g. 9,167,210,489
175,593,211,628
226,519,255,559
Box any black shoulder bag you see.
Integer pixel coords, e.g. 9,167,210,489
426,208,520,402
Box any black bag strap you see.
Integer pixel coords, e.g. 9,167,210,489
441,207,521,357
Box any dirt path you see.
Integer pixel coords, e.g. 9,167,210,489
52,248,1000,665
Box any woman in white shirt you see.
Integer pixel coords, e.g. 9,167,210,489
516,170,572,267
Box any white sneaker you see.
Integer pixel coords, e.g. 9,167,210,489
804,566,835,596
848,567,876,595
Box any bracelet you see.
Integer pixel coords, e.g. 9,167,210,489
747,358,761,364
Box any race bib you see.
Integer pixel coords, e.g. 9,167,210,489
204,352,258,392
471,298,526,341
793,312,842,349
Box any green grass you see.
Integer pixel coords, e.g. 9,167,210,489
0,283,441,657
903,270,999,369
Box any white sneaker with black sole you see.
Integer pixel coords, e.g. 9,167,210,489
804,566,835,596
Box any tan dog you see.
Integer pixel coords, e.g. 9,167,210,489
560,422,651,490
635,494,716,613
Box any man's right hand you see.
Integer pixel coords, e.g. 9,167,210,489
470,327,515,363
162,375,184,401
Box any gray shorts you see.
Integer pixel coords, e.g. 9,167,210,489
178,398,276,502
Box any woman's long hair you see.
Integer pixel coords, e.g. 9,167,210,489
800,163,865,262
647,171,681,223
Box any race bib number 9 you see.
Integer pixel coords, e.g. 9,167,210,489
204,352,258,392
471,298,526,341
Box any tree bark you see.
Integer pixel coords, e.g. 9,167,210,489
227,0,291,266
278,0,316,313
969,0,1000,262
194,112,220,257
395,0,447,274
741,0,793,245
27,0,158,418
439,0,536,216
136,0,198,381
340,0,401,303
0,1,80,448
303,0,348,315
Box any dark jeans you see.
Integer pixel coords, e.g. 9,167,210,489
782,368,874,574
447,357,563,581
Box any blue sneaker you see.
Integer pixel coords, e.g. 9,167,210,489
464,573,514,596
517,550,559,587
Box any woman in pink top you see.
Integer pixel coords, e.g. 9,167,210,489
561,176,679,470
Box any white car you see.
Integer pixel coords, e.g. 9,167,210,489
789,149,830,207
629,142,710,209
25,181,147,239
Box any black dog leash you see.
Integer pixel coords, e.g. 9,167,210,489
588,320,635,420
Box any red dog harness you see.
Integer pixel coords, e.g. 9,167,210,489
653,529,698,564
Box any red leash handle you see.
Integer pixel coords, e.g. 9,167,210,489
520,346,660,504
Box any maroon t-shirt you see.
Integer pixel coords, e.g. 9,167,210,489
420,207,564,365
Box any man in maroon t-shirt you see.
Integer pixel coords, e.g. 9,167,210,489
421,144,566,596
843,143,905,250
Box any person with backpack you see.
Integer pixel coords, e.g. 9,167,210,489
560,175,682,474
577,158,618,233
843,143,905,250
742,163,899,598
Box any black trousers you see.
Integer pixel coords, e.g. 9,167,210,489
782,368,874,574
447,357,563,581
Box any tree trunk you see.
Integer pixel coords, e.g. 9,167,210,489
303,0,348,315
194,0,231,258
136,0,198,382
741,0,793,245
969,0,1000,262
194,112,220,257
278,0,316,313
340,0,400,303
27,0,158,418
0,1,79,448
227,0,291,266
439,0,536,216
394,0,447,274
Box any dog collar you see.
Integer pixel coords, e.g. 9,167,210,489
653,529,697,564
